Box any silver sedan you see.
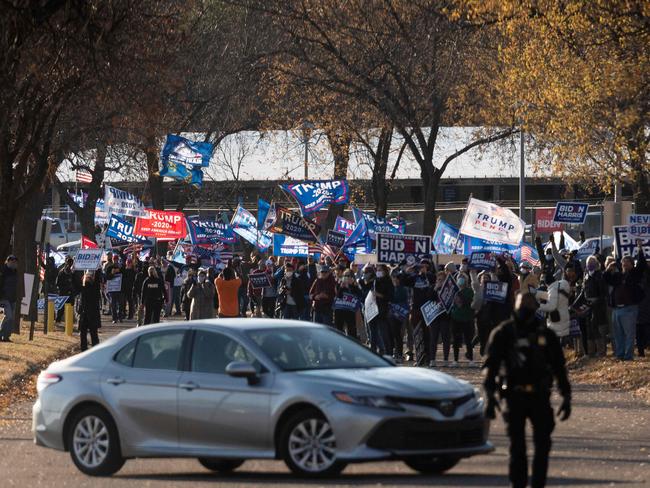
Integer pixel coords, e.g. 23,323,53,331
33,319,493,477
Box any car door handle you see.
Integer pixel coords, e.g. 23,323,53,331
179,381,199,391
106,377,125,385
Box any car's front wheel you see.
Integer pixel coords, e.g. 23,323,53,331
404,455,460,474
279,409,346,477
197,458,244,473
67,406,125,476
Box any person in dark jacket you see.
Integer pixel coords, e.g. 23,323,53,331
535,236,556,285
388,270,409,360
122,259,136,320
133,263,147,326
368,264,394,355
636,264,650,357
180,268,196,321
334,270,362,338
483,293,571,488
401,261,436,362
77,271,102,351
309,265,337,326
604,242,647,360
0,255,18,342
56,258,77,323
278,262,305,319
450,272,475,365
141,266,165,325
582,255,609,356
105,254,124,324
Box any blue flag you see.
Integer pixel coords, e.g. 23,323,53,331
461,235,519,255
258,199,271,229
159,161,204,189
106,215,149,243
352,208,405,241
343,217,368,248
186,217,237,245
273,234,309,257
230,205,272,251
161,134,213,168
432,218,465,254
280,180,349,215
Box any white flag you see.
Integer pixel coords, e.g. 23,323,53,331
104,185,147,218
459,197,525,246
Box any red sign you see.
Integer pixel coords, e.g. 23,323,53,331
81,236,98,249
135,210,187,239
535,208,563,233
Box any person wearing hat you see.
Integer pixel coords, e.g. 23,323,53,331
309,264,336,326
187,269,215,320
248,259,270,318
77,270,102,351
0,255,18,342
518,261,538,294
56,256,78,324
261,259,278,318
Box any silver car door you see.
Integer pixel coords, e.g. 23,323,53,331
100,329,187,454
177,329,274,454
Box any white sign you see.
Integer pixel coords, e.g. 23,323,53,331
104,184,147,218
364,291,379,322
459,197,525,246
20,273,35,315
73,249,103,270
629,215,650,238
106,275,122,293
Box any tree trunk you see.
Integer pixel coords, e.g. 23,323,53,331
323,132,351,233
633,165,650,214
143,136,166,256
421,170,440,236
371,128,393,217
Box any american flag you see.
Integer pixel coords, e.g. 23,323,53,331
308,242,338,259
519,244,540,267
76,170,93,183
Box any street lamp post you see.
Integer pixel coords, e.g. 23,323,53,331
301,120,314,180
519,128,525,222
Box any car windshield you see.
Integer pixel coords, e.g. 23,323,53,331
247,327,392,371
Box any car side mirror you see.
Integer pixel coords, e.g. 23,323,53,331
225,361,259,384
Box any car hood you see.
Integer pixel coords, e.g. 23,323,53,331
292,366,473,398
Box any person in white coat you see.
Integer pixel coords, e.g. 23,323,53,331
536,268,572,339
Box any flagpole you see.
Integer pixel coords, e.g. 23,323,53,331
453,194,473,256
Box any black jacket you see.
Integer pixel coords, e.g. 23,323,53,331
141,276,165,303
77,280,102,327
56,268,76,296
280,275,305,311
0,264,18,302
604,249,647,307
401,271,435,309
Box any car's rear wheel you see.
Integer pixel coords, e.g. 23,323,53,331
67,406,125,476
404,455,460,474
197,458,244,473
279,409,346,477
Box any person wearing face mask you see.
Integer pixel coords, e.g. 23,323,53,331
56,257,79,324
582,255,609,356
368,264,394,355
471,269,493,359
180,268,196,321
401,260,435,363
141,266,166,325
535,235,557,285
604,241,647,360
483,293,571,488
536,264,572,342
428,271,452,366
215,266,242,318
261,260,278,318
248,260,270,318
388,270,409,361
449,272,475,366
187,269,215,320
0,255,19,342
309,265,336,326
278,262,305,319
518,261,538,294
334,270,362,338
77,270,102,351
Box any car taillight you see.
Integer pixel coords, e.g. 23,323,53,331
37,372,62,393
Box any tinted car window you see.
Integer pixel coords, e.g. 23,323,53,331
247,327,391,371
133,331,185,370
114,339,137,367
191,330,259,374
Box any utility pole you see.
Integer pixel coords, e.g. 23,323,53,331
302,120,314,180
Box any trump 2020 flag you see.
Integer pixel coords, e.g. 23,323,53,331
280,180,349,215
352,208,405,241
230,205,272,251
186,217,237,245
159,160,205,189
162,134,213,168
104,185,147,218
268,206,321,243
459,197,525,246
432,218,465,254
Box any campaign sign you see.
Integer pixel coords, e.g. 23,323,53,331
186,218,237,244
377,233,431,265
421,300,446,326
390,302,410,321
535,208,563,233
135,210,187,240
333,292,361,312
629,215,650,238
432,218,465,254
438,274,459,311
461,235,519,256
613,226,650,260
268,206,321,242
459,197,525,246
73,249,103,270
469,251,496,271
104,185,147,218
249,273,271,289
552,202,589,224
106,215,148,243
352,208,405,241
273,234,308,257
106,275,122,293
326,230,346,248
37,295,69,312
484,281,508,304
281,180,349,214
230,205,272,250
161,134,213,168
334,216,355,237
364,292,379,322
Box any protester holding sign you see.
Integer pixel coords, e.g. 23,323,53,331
470,269,494,358
247,260,270,317
56,257,79,323
277,262,305,319
401,259,436,363
333,270,362,338
76,271,102,351
582,256,609,356
388,270,409,361
449,272,475,366
429,271,452,366
105,254,124,324
309,265,337,326
368,264,394,355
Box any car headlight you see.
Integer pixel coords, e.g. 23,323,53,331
332,391,404,411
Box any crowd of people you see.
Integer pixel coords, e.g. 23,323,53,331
0,234,648,363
